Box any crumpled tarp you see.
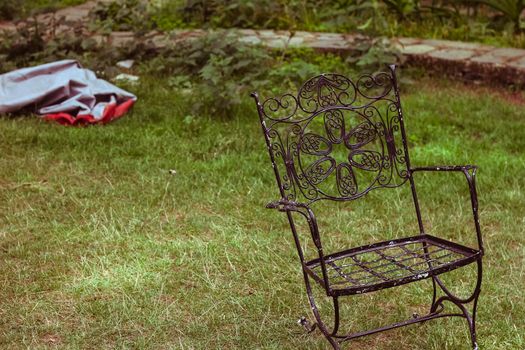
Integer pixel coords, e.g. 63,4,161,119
0,60,137,125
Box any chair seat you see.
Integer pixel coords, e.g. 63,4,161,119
305,234,481,296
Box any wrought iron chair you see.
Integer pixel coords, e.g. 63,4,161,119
251,66,483,349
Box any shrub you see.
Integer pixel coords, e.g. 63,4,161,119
89,0,154,33
467,0,525,32
0,0,87,21
0,0,18,20
382,0,420,19
0,19,147,76
139,31,274,116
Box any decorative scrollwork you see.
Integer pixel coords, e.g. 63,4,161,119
258,69,409,203
304,157,336,185
324,110,345,144
356,72,393,100
345,122,377,150
300,133,332,156
348,149,383,171
261,94,298,121
336,163,358,196
298,74,357,113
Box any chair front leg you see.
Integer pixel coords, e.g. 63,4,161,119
268,203,340,348
431,259,482,349
301,269,341,350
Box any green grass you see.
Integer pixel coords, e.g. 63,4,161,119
0,75,524,349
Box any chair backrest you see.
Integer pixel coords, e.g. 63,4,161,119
253,66,411,204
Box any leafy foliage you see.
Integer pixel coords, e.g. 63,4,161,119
154,0,316,30
0,0,18,20
0,17,157,77
467,0,525,32
3,0,525,45
382,0,420,19
88,0,154,33
0,0,86,20
347,36,405,70
146,0,525,47
144,31,274,116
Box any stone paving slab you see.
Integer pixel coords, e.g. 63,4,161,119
508,56,525,70
71,28,525,85
428,48,476,61
2,0,525,85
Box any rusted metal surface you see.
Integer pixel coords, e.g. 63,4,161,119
252,66,483,349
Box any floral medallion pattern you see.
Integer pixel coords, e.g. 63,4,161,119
260,71,409,203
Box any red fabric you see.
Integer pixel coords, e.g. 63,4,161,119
43,99,135,126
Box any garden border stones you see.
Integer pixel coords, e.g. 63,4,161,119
2,0,525,86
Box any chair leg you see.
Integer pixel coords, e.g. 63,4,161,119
432,292,480,350
429,276,438,315
298,261,481,350
331,296,341,336
299,271,340,350
431,260,482,350
467,292,480,350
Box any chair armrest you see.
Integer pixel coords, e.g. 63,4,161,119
266,199,330,288
411,165,477,173
266,200,320,247
266,199,309,212
411,165,483,253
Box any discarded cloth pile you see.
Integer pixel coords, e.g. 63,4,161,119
0,60,136,125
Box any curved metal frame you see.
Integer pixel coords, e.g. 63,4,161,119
252,65,483,349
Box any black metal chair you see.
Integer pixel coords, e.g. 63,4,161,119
251,66,483,349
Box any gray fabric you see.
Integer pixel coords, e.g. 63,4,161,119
0,60,136,120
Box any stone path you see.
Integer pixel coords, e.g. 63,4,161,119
2,0,525,85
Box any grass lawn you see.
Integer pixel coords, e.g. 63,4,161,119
0,74,524,349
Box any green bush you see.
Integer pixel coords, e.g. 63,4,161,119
140,31,274,116
0,19,145,76
88,0,154,33
0,0,18,20
467,0,525,32
382,0,420,19
145,0,525,47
